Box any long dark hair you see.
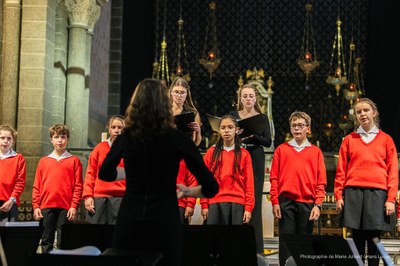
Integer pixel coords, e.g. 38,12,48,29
209,115,242,179
125,79,174,142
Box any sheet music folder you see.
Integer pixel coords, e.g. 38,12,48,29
174,112,195,133
206,113,268,138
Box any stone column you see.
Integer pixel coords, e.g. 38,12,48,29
0,0,21,126
64,0,99,148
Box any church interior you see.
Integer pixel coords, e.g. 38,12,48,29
0,0,400,265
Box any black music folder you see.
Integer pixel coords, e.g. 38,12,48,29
237,113,268,138
174,112,195,133
206,113,268,138
206,114,221,132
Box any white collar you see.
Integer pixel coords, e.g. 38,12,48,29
223,144,235,152
48,150,73,161
0,149,17,159
356,125,379,135
106,138,112,147
288,138,311,148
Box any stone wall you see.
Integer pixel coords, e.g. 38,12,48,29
17,0,57,200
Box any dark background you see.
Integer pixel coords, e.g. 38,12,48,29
121,0,400,152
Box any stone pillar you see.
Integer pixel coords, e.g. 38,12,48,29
64,0,100,148
85,3,101,139
0,0,21,126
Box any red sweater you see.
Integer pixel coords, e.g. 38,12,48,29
201,146,255,212
334,131,398,203
270,142,327,206
32,154,83,210
0,152,26,205
176,160,198,209
83,141,126,199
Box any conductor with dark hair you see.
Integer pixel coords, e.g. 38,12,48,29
99,78,219,266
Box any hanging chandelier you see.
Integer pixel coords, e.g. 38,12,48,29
152,0,160,79
157,39,170,86
199,1,220,79
171,0,190,82
156,0,170,86
343,40,359,106
297,2,320,82
326,18,348,96
344,0,365,105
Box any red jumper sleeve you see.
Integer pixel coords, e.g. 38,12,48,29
269,147,280,206
385,138,398,203
243,151,255,212
334,138,349,201
314,148,327,205
71,158,83,209
11,155,26,205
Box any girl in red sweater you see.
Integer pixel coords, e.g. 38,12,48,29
334,98,398,266
0,125,26,222
201,115,254,225
83,115,126,224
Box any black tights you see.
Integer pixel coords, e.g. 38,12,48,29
352,229,382,266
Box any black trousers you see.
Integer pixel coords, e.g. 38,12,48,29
278,196,314,266
40,208,71,253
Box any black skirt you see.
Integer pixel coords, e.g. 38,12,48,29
342,187,394,231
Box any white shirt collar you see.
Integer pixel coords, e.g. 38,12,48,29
288,138,311,149
0,149,17,159
356,125,379,135
106,138,112,147
48,150,73,161
223,144,235,152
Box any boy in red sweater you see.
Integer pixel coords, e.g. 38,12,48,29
32,124,83,253
270,111,326,266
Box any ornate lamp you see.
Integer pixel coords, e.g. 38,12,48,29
199,1,221,79
326,19,348,96
157,39,170,86
171,0,190,82
297,2,320,82
155,0,170,86
338,114,354,136
152,0,160,79
344,39,365,106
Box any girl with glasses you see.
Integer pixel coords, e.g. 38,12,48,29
169,77,202,146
